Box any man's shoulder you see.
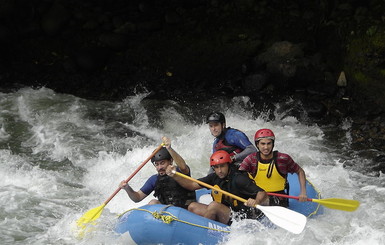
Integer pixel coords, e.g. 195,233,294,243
225,128,248,139
199,172,218,183
276,152,292,160
226,127,243,134
233,170,252,184
140,174,158,194
244,152,258,161
147,174,158,183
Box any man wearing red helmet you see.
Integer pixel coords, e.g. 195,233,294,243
239,129,308,207
166,150,267,225
206,112,257,170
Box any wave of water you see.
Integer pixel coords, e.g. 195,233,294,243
0,87,384,244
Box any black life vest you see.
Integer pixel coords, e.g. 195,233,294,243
213,168,263,219
153,174,196,209
214,128,242,156
213,168,250,209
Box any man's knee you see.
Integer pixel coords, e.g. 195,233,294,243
188,202,199,212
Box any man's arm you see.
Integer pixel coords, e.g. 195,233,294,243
296,167,307,202
162,136,190,174
282,152,308,202
227,130,257,162
166,165,201,191
245,190,268,207
119,181,148,202
233,144,257,162
234,173,268,207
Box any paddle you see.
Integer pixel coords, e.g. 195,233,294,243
173,171,307,234
76,144,164,232
267,192,360,212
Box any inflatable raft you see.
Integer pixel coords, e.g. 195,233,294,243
115,173,323,244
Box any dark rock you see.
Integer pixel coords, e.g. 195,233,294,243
371,155,385,174
165,11,181,24
75,47,110,72
41,2,70,35
99,33,129,50
242,73,269,93
302,100,327,118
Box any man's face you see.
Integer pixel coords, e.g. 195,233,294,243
154,160,172,175
257,138,274,157
208,122,224,137
212,163,229,179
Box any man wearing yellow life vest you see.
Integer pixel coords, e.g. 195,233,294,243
238,129,308,207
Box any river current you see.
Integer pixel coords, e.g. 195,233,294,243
0,87,384,244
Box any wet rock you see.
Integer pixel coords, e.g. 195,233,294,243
302,100,327,119
258,41,304,78
99,33,129,50
165,10,181,24
242,73,269,93
41,2,70,35
371,155,385,174
75,47,110,72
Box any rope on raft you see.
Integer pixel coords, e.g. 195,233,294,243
118,206,231,233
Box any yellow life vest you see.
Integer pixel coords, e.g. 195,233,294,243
249,160,286,192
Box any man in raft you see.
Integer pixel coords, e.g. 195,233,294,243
119,136,196,209
206,112,256,170
166,150,268,225
239,129,308,207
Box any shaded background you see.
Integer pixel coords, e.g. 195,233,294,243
1,0,385,152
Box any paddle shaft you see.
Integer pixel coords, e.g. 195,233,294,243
174,171,249,203
267,192,311,201
103,144,164,205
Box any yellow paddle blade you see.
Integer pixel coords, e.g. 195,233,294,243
77,203,106,229
74,204,106,239
312,198,360,212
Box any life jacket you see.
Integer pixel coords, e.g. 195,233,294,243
154,174,196,209
211,169,263,219
249,151,287,193
211,168,250,209
214,128,242,156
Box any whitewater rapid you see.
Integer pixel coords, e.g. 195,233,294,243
0,87,384,244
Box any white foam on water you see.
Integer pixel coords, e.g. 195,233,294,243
0,88,384,244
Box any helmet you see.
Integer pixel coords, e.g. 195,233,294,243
254,129,275,142
151,147,172,163
210,150,231,166
206,112,226,124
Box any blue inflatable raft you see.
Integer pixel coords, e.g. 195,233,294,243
115,173,323,244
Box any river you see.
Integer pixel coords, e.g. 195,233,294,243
0,87,384,244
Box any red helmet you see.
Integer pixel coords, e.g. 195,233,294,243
254,129,275,142
210,150,231,166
